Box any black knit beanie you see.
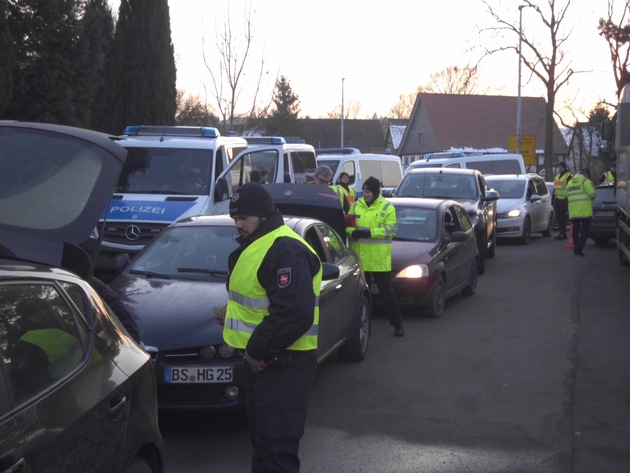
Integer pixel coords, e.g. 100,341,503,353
363,176,381,196
229,182,275,218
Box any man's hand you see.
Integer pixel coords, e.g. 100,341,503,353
212,304,227,326
244,351,268,372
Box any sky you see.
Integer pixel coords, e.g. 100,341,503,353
110,0,624,123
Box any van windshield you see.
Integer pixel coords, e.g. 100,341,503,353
316,159,340,175
116,148,212,195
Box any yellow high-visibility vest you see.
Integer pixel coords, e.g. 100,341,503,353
224,225,322,351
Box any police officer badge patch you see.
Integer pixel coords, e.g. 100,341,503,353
277,268,291,288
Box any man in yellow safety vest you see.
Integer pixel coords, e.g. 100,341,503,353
222,182,322,473
567,168,596,257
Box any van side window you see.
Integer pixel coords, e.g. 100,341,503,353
340,161,356,185
291,151,317,184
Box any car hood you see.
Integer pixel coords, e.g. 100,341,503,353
0,121,126,268
390,240,436,271
110,275,227,351
495,198,523,213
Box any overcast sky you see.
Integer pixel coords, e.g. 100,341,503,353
110,0,622,123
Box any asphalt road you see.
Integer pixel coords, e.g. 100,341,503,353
158,234,630,473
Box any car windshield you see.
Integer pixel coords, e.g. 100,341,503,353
397,173,478,200
129,225,236,280
393,206,438,242
316,159,340,175
116,148,212,195
485,179,525,199
594,186,616,204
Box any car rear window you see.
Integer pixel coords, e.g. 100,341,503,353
466,159,523,175
594,186,616,204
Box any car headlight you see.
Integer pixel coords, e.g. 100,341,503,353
219,343,236,358
396,264,429,278
499,209,522,218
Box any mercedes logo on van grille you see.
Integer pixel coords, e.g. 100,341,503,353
125,224,141,241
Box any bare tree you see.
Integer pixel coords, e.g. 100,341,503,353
481,0,578,179
387,65,484,119
418,65,484,95
598,0,630,100
175,90,219,126
201,1,272,134
325,100,364,119
389,92,416,119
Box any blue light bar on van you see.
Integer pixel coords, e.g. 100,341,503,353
122,126,220,138
244,136,287,145
316,147,360,156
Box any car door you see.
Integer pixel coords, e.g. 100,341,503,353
442,205,470,289
526,177,545,231
478,173,496,240
2,281,130,472
533,177,553,231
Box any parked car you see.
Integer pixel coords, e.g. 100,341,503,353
394,167,499,274
375,198,479,318
109,186,371,410
589,182,617,245
485,173,554,244
0,121,164,473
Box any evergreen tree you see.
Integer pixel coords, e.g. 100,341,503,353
76,0,114,129
95,0,176,134
265,76,305,139
0,1,16,115
3,0,83,124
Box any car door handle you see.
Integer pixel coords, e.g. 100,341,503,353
108,395,128,422
2,457,26,473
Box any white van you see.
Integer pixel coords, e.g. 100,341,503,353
97,126,317,272
316,152,404,197
406,152,526,175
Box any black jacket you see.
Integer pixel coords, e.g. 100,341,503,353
227,210,321,361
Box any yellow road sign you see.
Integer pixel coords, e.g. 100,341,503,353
508,135,536,166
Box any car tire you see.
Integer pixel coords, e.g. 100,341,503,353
477,234,487,275
519,217,531,245
462,259,478,296
542,214,554,237
125,457,153,473
338,294,370,362
424,276,445,318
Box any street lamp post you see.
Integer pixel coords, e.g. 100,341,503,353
341,78,345,148
516,5,527,155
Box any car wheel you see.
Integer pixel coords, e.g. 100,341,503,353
462,259,478,296
424,276,445,318
338,294,370,361
125,457,153,473
593,237,609,246
519,217,531,245
477,234,487,275
542,214,554,237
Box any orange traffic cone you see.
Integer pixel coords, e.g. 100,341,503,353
566,224,574,248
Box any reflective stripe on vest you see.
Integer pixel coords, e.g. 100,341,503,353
554,173,571,199
224,225,322,351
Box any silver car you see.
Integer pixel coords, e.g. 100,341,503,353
485,174,554,244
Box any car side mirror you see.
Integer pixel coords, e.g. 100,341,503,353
321,262,340,281
484,190,500,201
447,231,468,243
114,253,131,271
214,177,229,202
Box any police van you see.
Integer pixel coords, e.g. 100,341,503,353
316,152,404,198
97,126,317,272
406,152,526,175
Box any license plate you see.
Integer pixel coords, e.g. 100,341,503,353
594,211,614,217
164,365,233,384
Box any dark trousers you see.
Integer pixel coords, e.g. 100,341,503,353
244,351,317,473
554,199,569,237
571,217,591,254
368,271,403,327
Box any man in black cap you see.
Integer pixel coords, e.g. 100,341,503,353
221,182,322,473
347,176,404,337
553,161,573,240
